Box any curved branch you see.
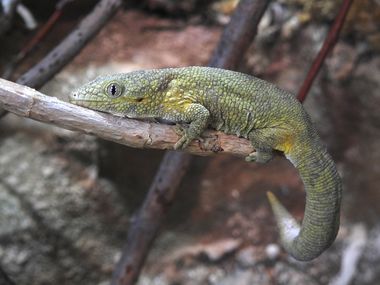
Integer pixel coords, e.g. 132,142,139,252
0,78,254,157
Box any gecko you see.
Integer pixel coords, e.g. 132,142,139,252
69,66,342,261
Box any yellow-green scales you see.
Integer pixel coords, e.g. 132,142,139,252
70,66,342,261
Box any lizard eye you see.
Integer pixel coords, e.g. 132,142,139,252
106,82,123,98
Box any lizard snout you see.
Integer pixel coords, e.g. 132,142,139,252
69,91,78,103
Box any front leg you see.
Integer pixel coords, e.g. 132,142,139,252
172,103,210,150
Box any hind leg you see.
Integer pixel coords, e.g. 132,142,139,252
246,128,285,163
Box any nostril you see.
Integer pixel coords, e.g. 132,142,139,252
69,92,77,102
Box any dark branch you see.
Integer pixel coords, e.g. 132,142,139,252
2,0,73,80
0,0,123,118
110,0,271,284
0,265,16,285
297,0,354,102
209,0,270,69
17,0,123,89
111,152,191,284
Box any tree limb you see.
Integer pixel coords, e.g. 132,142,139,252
0,78,254,157
2,0,75,80
111,151,191,285
209,0,269,69
16,0,123,89
0,0,123,118
0,265,16,285
110,0,270,284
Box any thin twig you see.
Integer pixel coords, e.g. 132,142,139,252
0,0,123,118
297,0,354,102
17,0,123,89
2,0,74,80
110,0,271,284
0,78,254,158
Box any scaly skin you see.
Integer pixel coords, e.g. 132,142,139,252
70,66,342,261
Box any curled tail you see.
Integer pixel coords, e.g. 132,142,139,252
268,136,342,261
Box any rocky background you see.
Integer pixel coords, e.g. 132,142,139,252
1,0,380,284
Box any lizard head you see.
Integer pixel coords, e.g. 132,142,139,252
69,71,162,118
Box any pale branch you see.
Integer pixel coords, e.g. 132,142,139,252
0,78,254,157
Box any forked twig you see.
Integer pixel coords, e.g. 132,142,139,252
0,0,123,118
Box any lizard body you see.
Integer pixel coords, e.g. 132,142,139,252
70,66,342,261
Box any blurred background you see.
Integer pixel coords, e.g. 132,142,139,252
1,0,380,284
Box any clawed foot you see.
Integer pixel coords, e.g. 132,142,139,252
245,150,274,163
173,125,187,149
174,136,193,150
174,124,203,150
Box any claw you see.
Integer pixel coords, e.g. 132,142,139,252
173,125,189,149
245,151,258,162
245,150,274,163
173,136,187,150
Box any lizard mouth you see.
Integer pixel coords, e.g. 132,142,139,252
69,92,105,106
69,98,105,112
69,95,127,117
